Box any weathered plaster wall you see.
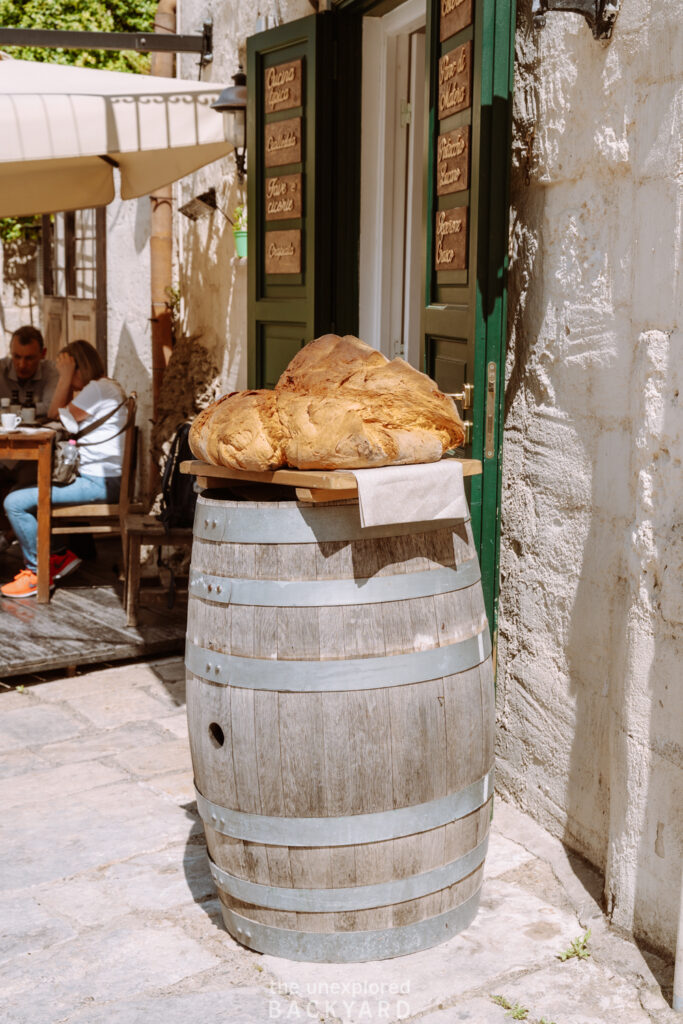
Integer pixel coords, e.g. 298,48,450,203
498,0,682,955
107,189,153,497
177,0,313,393
0,241,41,345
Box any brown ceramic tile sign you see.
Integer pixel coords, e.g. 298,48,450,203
440,0,473,41
265,229,301,274
265,117,302,168
265,173,302,221
437,126,470,195
264,59,302,114
438,41,472,119
435,208,468,271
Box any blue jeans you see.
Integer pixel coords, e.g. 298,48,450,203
4,474,120,572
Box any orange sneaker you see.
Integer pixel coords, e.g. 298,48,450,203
1,568,54,599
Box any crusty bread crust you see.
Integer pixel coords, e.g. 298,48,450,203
189,335,465,471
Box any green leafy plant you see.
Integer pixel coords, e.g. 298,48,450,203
232,204,247,232
0,0,156,73
558,929,591,961
0,216,42,245
490,996,529,1020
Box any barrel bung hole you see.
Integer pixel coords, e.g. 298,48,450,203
208,722,225,748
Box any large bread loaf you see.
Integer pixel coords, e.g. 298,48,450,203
188,389,286,472
188,335,464,471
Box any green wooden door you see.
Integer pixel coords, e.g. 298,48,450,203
247,1,514,638
247,12,360,389
423,0,515,636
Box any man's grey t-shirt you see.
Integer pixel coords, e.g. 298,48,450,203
0,356,59,413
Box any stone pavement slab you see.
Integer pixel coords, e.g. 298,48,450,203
0,657,676,1024
0,760,128,811
61,685,172,729
0,891,77,963
260,873,582,1024
0,923,221,1024
36,720,165,766
0,703,83,751
2,778,201,891
65,986,306,1024
35,843,214,928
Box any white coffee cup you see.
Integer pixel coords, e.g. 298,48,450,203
1,412,21,430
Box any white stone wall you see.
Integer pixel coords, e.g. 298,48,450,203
177,0,313,391
498,0,682,955
0,241,41,346
106,188,153,497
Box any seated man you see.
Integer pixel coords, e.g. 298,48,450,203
0,326,59,549
0,325,59,414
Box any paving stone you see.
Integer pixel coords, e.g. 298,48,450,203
111,738,191,777
0,747,51,779
149,657,186,682
61,687,173,729
34,663,164,703
484,831,536,879
260,878,582,1024
37,843,214,927
488,959,655,1024
155,713,190,740
38,720,163,766
66,985,306,1024
1,780,202,892
0,761,128,811
0,924,221,1024
0,689,38,710
0,892,77,964
0,704,84,752
419,995,511,1022
145,769,196,804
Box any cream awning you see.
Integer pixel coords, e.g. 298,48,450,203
0,55,234,216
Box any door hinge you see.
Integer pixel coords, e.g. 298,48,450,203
485,362,496,459
400,100,412,127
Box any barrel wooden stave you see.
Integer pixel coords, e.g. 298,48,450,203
186,496,493,960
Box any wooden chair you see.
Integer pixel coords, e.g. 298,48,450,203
51,393,142,571
122,514,193,627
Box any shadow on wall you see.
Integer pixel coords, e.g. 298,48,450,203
112,322,152,496
501,0,682,962
178,173,247,395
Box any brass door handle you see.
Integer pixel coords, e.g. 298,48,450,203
446,383,473,409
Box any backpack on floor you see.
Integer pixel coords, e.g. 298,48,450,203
158,422,197,530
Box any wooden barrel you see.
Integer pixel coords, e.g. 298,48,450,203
186,492,494,962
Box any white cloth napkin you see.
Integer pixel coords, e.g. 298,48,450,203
349,460,468,528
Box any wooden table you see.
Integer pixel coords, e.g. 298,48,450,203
0,429,55,603
181,457,483,501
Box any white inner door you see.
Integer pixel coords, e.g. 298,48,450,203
358,0,426,368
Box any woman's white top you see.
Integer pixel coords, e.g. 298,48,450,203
59,377,127,478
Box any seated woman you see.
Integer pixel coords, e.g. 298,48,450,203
1,340,128,599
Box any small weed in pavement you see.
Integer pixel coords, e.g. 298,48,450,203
558,929,591,961
490,995,529,1019
491,996,557,1024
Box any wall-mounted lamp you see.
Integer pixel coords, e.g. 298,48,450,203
531,0,619,39
211,67,247,182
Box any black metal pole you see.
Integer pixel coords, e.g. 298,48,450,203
0,25,211,56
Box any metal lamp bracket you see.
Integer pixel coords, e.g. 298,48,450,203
531,0,619,39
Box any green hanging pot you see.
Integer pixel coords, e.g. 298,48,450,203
233,230,247,259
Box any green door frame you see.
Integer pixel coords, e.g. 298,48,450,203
248,0,516,644
337,0,515,640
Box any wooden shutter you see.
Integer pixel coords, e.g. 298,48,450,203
423,0,515,628
43,296,67,363
66,298,98,348
247,11,361,388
